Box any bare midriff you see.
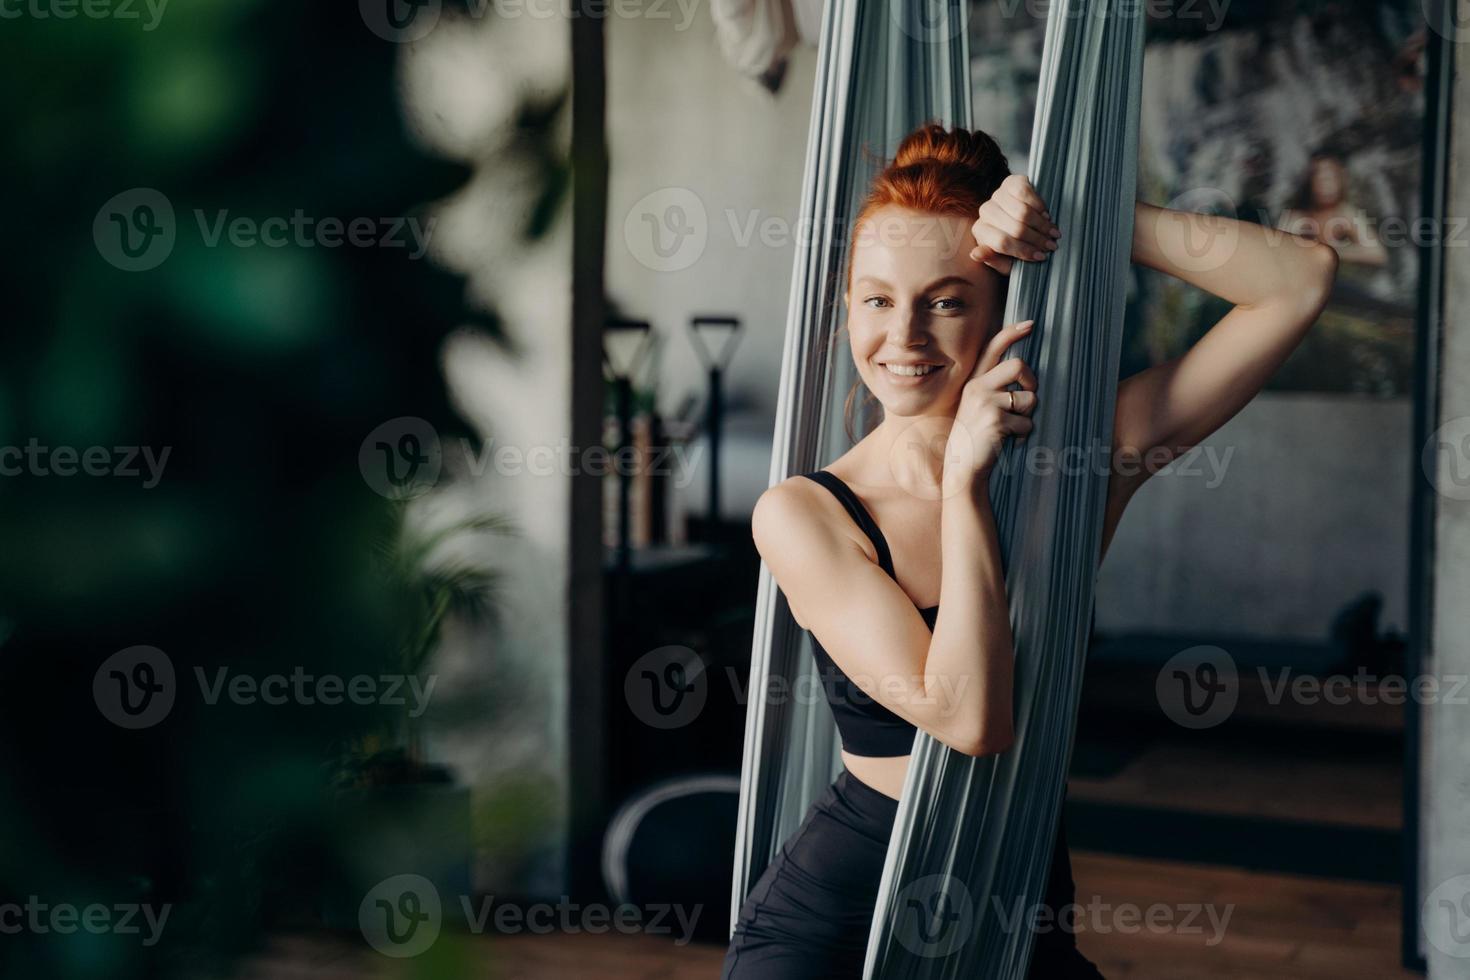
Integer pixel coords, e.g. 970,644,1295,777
842,750,911,801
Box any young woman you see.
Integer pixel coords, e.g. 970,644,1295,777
721,124,1337,978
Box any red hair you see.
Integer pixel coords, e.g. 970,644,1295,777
848,123,1011,287
841,123,1011,440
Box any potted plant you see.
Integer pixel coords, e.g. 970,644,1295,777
323,501,513,930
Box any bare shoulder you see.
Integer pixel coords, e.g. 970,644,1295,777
751,475,830,557
751,475,875,627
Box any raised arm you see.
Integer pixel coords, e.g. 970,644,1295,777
1113,202,1339,479
970,181,1339,555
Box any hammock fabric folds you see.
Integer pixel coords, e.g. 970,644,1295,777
730,1,1144,977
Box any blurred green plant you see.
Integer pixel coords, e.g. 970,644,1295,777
0,0,566,977
335,504,516,790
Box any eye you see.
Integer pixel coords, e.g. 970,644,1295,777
863,295,891,309
931,296,965,311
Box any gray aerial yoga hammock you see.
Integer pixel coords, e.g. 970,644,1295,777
729,0,1144,976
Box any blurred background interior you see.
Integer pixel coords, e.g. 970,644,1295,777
3,0,1469,977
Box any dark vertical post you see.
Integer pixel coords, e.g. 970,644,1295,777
1403,4,1452,971
616,375,634,574
708,364,723,528
567,8,608,902
649,411,667,545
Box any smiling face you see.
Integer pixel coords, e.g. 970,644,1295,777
845,206,1005,420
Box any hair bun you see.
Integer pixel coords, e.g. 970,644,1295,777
891,123,1009,182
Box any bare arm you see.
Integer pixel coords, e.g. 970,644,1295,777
752,474,1013,757
972,185,1339,558
1115,202,1338,469
752,322,1039,757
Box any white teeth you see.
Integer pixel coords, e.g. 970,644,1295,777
883,363,937,377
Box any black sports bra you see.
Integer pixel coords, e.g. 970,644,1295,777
799,470,929,757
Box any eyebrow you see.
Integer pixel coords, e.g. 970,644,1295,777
853,275,977,292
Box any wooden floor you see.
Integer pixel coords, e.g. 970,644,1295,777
1067,739,1403,831
212,851,1422,980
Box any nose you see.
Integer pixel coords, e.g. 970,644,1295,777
888,305,930,349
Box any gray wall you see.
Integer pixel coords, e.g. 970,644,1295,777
1096,393,1412,641
605,10,815,423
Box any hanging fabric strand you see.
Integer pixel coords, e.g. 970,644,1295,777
863,1,1144,977
728,0,971,925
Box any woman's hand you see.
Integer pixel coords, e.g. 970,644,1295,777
944,319,1038,492
969,174,1060,275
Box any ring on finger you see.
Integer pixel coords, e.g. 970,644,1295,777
1007,390,1015,412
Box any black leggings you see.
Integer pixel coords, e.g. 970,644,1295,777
722,769,1106,979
